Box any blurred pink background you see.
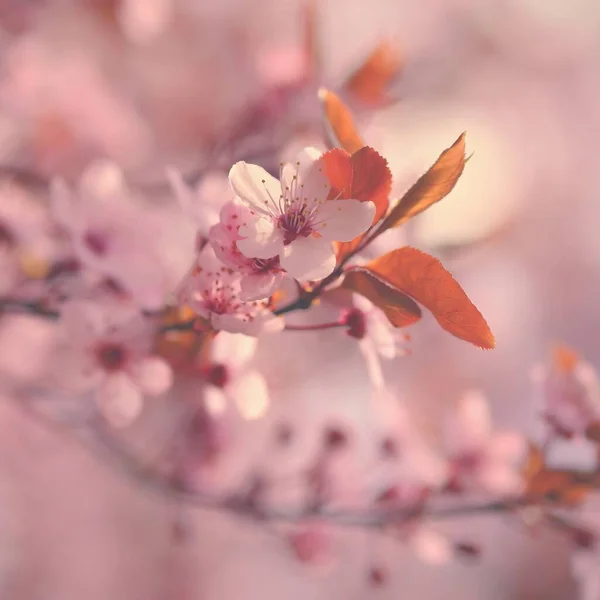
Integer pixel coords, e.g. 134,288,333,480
2,0,600,598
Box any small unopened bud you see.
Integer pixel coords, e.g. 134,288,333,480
454,541,481,559
380,436,398,459
368,565,387,587
342,308,367,339
323,426,349,451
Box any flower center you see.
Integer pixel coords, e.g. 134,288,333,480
277,207,314,244
251,256,281,273
95,342,127,372
202,363,230,388
83,229,108,256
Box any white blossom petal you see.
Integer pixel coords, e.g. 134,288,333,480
448,390,493,452
130,356,173,396
240,272,282,301
212,331,258,369
228,161,282,216
410,529,452,565
282,148,329,202
96,373,143,427
478,464,524,495
229,369,270,420
237,218,285,259
315,200,375,241
280,237,336,281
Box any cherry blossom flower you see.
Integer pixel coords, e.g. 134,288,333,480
50,299,173,427
50,160,194,310
342,294,410,390
532,347,600,439
229,147,375,281
444,390,526,495
209,199,285,300
181,246,283,336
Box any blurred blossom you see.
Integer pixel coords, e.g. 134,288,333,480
208,331,270,421
444,391,526,495
532,348,600,440
51,160,195,309
49,299,172,427
117,0,174,45
168,169,233,245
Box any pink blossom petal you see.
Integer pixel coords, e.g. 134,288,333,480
130,356,173,396
280,237,336,281
409,529,452,565
367,311,398,359
240,272,282,301
478,464,524,495
79,160,125,199
96,373,143,427
448,390,492,452
237,218,285,259
228,161,282,216
166,167,196,213
487,432,527,463
211,332,258,368
359,338,386,390
315,200,375,241
50,178,80,229
288,524,333,566
60,300,107,341
281,148,329,201
229,369,270,420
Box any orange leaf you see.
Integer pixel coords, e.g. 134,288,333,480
343,42,403,107
379,133,466,233
318,88,363,154
359,247,495,348
342,269,421,328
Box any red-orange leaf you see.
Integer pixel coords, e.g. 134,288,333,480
342,269,422,328
319,88,363,154
360,247,495,349
343,42,403,107
379,133,466,233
